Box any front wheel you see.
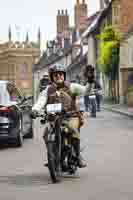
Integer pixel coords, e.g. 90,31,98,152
90,98,96,118
47,142,61,183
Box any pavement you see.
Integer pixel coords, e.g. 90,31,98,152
102,103,133,118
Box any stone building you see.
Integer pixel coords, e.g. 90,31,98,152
0,27,40,95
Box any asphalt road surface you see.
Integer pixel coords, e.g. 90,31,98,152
0,110,133,200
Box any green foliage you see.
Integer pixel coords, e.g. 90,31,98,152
100,25,120,43
127,86,133,93
99,41,118,65
98,25,120,78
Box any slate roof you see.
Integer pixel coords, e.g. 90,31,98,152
67,53,87,70
74,4,112,44
34,47,72,72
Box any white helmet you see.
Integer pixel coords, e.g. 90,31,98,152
43,71,49,78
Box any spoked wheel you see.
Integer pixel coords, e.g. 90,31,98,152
47,121,62,183
47,141,61,183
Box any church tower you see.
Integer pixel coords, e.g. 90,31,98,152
74,0,88,34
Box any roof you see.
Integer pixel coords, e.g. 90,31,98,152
34,47,72,72
67,53,87,71
79,2,112,41
74,12,100,45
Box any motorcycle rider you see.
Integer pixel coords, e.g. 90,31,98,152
39,72,50,92
32,63,93,168
83,65,102,112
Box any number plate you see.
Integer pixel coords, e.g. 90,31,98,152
89,95,96,99
46,103,62,113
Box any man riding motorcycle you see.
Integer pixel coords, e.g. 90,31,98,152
83,65,102,113
32,63,93,168
39,72,50,92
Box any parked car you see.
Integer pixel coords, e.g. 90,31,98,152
0,80,33,147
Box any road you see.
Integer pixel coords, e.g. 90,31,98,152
0,110,133,200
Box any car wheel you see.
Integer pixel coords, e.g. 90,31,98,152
15,119,23,147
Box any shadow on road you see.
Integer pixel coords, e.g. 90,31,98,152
0,173,50,186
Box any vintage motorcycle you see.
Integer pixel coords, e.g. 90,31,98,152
39,103,81,183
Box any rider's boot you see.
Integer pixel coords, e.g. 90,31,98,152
43,128,49,167
73,138,87,168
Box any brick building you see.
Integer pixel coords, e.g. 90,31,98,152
74,0,88,34
56,9,70,48
99,0,133,104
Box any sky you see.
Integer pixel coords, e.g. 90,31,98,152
0,0,99,49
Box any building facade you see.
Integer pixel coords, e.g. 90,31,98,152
119,28,133,105
0,28,40,95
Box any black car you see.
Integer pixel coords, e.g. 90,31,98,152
0,80,33,147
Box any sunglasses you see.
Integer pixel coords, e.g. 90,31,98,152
53,72,64,77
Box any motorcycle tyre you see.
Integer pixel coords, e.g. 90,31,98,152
47,142,61,183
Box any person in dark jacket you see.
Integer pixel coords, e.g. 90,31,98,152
83,65,102,112
39,72,50,92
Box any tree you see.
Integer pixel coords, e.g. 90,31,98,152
98,25,120,102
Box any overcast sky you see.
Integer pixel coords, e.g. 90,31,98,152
0,0,99,48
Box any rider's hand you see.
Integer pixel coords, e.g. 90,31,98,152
30,110,38,119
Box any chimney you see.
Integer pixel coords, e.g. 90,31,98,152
61,10,64,15
77,0,80,4
58,10,60,15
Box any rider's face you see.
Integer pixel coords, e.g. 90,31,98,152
52,72,65,84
